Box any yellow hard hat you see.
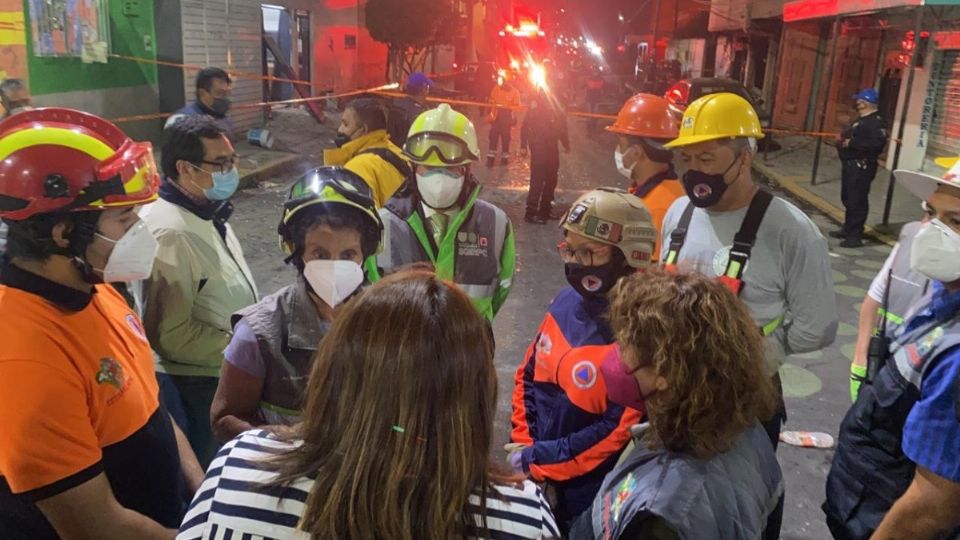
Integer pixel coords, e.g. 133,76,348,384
664,92,764,149
404,103,480,167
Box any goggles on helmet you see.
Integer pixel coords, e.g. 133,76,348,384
92,140,161,208
403,132,479,166
285,172,374,214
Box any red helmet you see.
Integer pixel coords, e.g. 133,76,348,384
0,108,159,221
606,93,679,140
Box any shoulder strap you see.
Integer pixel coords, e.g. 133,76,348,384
664,202,695,268
357,148,412,180
719,189,773,295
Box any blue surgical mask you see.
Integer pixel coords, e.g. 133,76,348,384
204,168,240,201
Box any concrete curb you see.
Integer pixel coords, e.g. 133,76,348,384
238,153,304,190
752,161,897,247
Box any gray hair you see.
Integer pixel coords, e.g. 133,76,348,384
0,78,25,98
720,137,758,155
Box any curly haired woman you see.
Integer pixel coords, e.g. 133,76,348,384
571,268,783,540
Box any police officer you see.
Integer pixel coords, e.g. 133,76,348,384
824,163,960,540
830,88,888,248
374,104,516,322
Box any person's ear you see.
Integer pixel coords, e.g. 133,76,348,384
176,160,195,180
50,221,73,250
655,375,669,392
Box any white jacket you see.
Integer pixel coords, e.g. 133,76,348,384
141,197,258,377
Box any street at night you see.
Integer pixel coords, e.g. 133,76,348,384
228,115,895,540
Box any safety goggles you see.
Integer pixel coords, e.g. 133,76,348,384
404,132,478,165
91,140,161,208
285,173,374,216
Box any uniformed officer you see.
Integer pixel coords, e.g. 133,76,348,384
824,161,960,540
830,88,888,248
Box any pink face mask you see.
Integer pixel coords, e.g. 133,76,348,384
600,345,650,413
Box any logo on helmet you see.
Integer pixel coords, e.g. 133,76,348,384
683,117,694,129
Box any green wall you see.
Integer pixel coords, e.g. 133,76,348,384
24,0,158,95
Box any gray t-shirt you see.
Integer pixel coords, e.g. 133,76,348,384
660,194,838,373
0,222,6,254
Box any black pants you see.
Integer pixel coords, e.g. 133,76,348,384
760,373,787,540
840,159,878,239
526,155,559,218
488,116,512,157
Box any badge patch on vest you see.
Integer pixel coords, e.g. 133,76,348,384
572,360,597,389
457,231,490,258
611,472,637,523
918,326,945,356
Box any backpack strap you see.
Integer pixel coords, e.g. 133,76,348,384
718,189,773,296
357,148,412,180
663,202,695,269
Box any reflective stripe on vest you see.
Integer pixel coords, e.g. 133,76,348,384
378,187,508,319
877,221,930,335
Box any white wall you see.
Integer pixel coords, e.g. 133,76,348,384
886,49,934,172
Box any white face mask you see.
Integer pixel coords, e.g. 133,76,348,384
416,169,465,209
93,221,159,283
303,260,365,308
910,218,960,283
614,148,636,180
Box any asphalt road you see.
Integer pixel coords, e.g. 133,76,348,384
229,112,893,540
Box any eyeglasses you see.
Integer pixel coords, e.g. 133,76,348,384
199,154,239,174
557,241,611,266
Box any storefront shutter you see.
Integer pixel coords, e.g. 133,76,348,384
929,50,960,158
180,0,263,135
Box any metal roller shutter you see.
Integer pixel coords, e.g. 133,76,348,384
180,0,263,134
929,50,960,159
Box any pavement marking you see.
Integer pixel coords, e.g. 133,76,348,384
854,258,884,270
780,363,823,398
789,350,824,360
840,342,856,361
835,284,869,298
837,322,857,336
832,270,848,283
851,269,881,281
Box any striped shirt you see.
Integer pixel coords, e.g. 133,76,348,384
178,430,561,540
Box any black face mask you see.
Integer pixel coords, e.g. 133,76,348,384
681,153,742,208
564,259,631,299
210,97,231,116
334,132,352,148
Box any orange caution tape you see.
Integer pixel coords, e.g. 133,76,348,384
110,83,399,124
